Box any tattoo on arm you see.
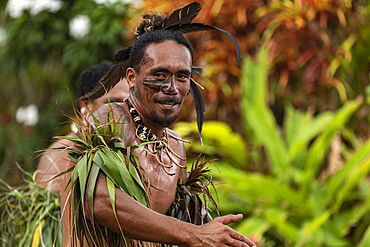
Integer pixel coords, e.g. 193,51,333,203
123,116,130,142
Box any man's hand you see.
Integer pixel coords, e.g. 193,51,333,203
188,214,256,247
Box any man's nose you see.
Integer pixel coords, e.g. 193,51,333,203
161,76,179,95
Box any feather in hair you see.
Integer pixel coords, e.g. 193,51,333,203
189,80,205,145
113,47,131,63
77,60,129,101
166,23,241,66
161,2,201,29
192,66,203,75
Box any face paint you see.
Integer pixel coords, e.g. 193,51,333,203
143,75,174,93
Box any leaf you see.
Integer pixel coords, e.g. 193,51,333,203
93,149,127,191
32,220,45,247
326,139,370,209
358,225,370,247
264,208,298,243
106,177,124,236
301,99,362,194
298,211,331,245
284,105,333,159
235,217,271,238
86,163,101,224
214,165,309,217
77,153,92,208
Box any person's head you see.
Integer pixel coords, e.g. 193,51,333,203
126,30,193,128
78,62,129,114
78,61,112,99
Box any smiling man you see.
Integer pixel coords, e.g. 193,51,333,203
60,3,255,247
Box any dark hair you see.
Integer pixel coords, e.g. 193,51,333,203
129,30,194,72
78,61,113,98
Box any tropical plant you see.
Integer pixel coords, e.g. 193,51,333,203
0,165,62,247
174,46,370,246
0,0,134,185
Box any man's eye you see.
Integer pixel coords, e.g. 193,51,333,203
177,74,189,82
154,73,166,79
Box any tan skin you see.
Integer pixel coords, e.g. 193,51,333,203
36,79,129,193
61,41,256,247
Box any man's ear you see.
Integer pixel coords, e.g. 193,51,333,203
126,68,136,89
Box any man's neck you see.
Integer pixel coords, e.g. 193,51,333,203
126,97,166,139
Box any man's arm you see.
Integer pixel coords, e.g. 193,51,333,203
83,103,255,246
93,177,256,247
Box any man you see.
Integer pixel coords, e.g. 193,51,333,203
61,29,255,247
36,61,129,193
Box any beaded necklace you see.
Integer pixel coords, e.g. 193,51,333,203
124,98,188,175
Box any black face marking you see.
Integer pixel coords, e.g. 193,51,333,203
143,77,172,92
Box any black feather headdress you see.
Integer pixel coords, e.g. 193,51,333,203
78,1,241,142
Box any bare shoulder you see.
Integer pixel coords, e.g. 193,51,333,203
89,102,135,145
37,133,75,171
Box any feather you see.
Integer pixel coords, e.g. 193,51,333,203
192,66,203,75
189,80,205,145
161,2,201,29
113,47,131,63
166,23,242,66
77,61,129,101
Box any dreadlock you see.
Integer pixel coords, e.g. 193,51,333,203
134,11,167,38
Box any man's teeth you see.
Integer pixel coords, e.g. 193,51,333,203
162,102,175,106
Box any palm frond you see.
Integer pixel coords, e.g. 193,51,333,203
0,169,62,247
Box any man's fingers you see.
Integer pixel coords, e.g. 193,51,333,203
208,215,256,247
216,214,244,225
229,230,256,247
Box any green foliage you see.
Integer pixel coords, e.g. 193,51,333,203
0,0,133,184
174,46,370,247
1,0,130,75
174,121,248,168
0,167,62,247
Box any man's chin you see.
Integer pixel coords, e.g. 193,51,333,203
151,112,178,128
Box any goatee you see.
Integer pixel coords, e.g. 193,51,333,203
150,110,178,127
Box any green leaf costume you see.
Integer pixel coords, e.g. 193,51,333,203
62,104,217,246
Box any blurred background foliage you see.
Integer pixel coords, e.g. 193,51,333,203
0,0,370,246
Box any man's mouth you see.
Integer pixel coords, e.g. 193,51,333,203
161,102,176,107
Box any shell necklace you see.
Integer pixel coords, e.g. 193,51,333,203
124,98,188,175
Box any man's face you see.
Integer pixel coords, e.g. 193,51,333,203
128,40,192,128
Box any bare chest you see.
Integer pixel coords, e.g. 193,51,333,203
132,143,184,214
